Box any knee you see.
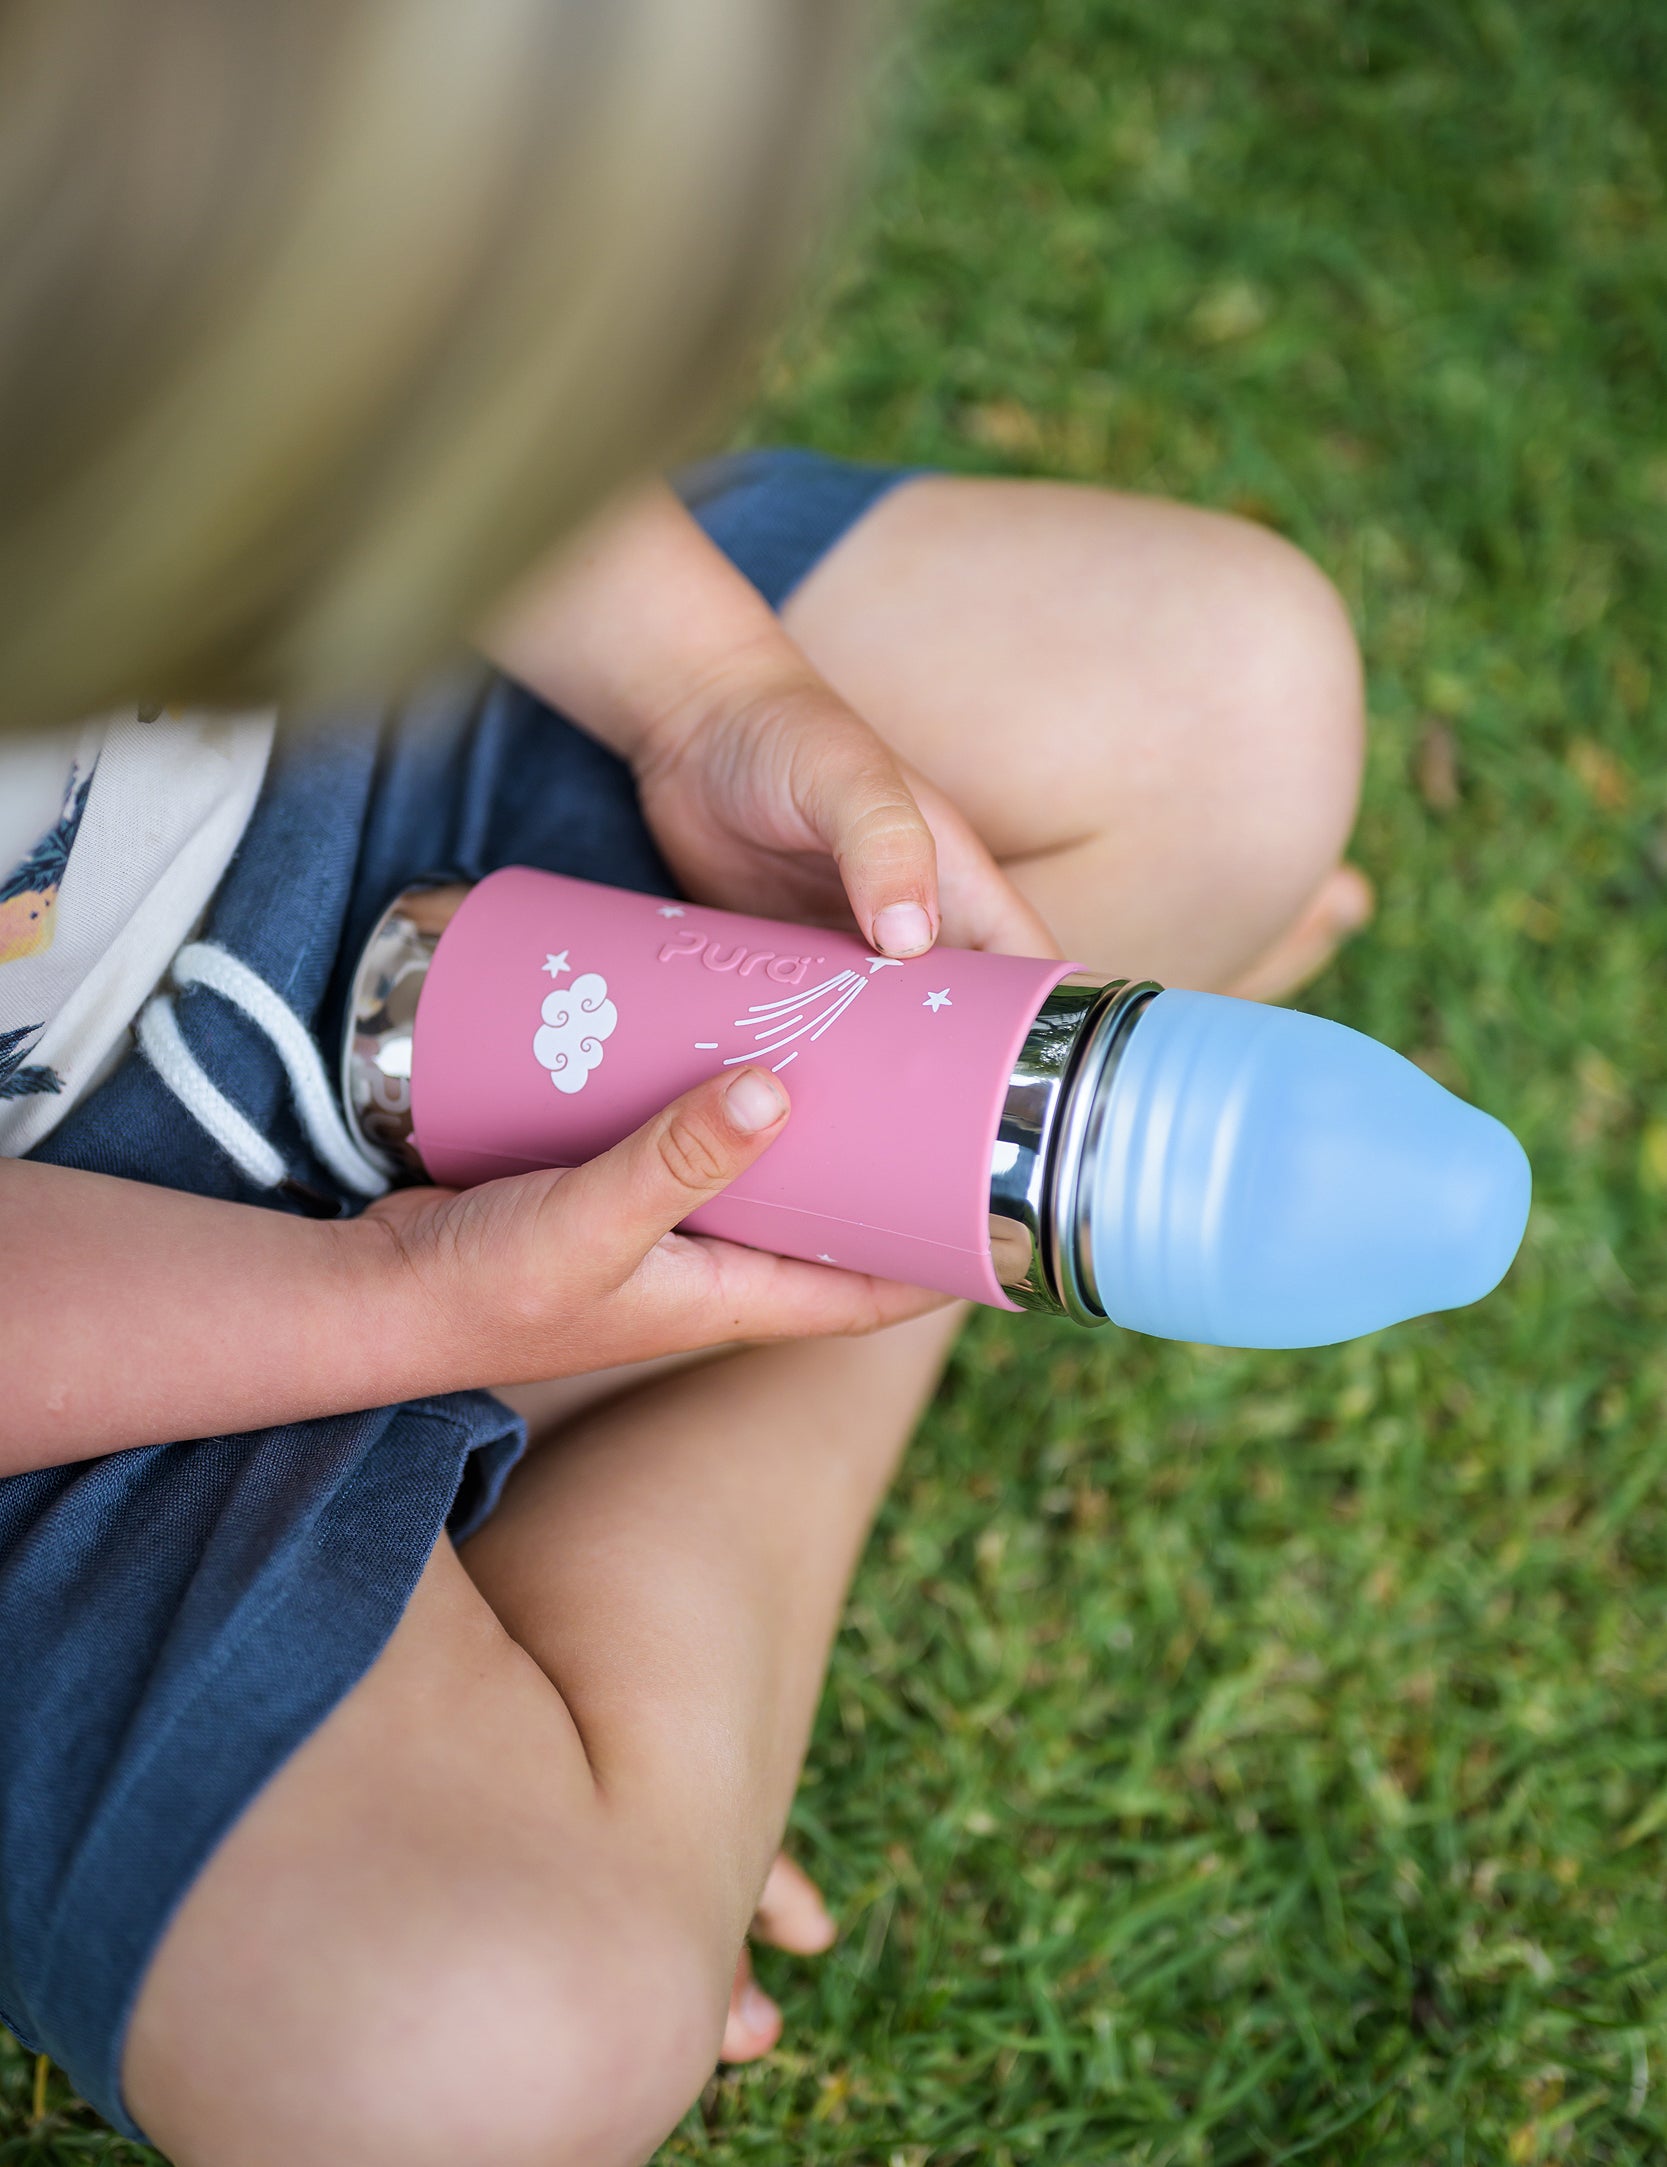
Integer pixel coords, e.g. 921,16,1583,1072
297,1899,728,2167
1191,515,1366,899
1060,504,1366,991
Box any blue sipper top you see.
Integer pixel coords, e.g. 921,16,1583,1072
1083,991,1531,1348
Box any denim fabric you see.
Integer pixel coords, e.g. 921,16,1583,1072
0,449,913,2135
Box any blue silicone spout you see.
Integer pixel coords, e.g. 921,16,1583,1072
1083,991,1531,1348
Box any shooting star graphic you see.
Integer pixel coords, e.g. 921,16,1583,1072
724,963,896,1071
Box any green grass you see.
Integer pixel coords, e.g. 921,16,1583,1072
7,0,1667,2159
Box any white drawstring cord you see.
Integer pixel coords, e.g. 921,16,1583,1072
169,945,392,1197
139,942,392,1200
136,994,290,1191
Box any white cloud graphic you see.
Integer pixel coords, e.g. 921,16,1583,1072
533,973,618,1095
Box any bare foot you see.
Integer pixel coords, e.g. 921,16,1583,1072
719,1852,837,2063
1225,863,1374,1004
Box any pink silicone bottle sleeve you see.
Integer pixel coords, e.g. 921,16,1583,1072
409,868,1072,1308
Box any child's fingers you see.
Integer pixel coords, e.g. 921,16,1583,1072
662,1235,946,1343
552,1066,790,1288
788,711,942,958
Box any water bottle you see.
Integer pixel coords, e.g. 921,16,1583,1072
342,867,1531,1347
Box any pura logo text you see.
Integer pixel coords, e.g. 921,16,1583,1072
658,929,813,985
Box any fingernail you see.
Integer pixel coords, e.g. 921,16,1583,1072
875,901,933,958
742,1982,778,2034
725,1067,788,1135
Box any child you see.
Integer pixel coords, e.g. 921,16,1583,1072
0,5,1369,2160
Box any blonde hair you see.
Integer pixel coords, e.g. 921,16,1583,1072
0,0,862,730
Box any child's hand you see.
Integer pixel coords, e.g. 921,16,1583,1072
486,483,1057,962
634,659,1057,961
359,1062,939,1387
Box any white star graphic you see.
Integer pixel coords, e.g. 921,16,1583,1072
923,989,952,1012
657,904,686,918
867,956,904,974
543,951,570,977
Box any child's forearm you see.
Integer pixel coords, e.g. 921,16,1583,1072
7,1051,936,1475
484,479,811,755
0,1161,454,1472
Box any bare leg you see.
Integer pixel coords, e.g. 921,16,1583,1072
126,1312,960,2167
124,484,1365,2166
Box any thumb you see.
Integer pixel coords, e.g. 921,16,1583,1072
559,1064,790,1285
793,717,941,960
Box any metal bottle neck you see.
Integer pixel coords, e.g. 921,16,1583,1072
341,885,467,1172
988,975,1160,1326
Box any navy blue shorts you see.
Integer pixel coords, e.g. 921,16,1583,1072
1,449,915,2137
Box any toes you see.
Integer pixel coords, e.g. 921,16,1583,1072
1323,863,1376,938
750,1852,837,1955
718,1854,837,2063
719,1948,783,2064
